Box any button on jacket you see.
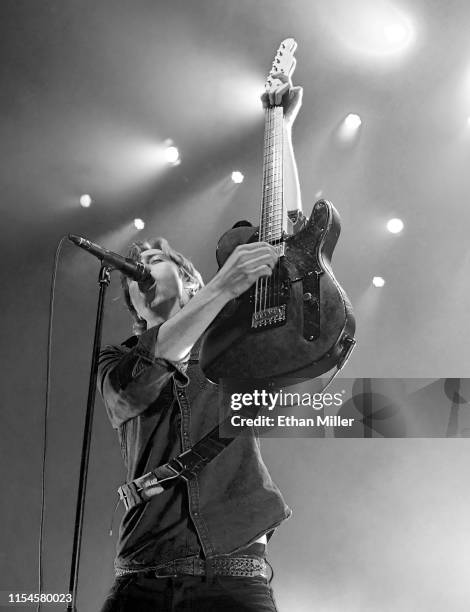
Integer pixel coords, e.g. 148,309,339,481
98,324,291,574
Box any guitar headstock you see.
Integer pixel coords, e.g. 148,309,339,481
265,38,297,94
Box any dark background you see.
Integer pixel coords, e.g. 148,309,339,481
2,1,470,610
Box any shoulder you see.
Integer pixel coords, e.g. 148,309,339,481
99,335,136,357
98,336,137,372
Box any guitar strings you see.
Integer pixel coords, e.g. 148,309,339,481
258,104,271,316
255,103,284,319
260,106,269,314
264,105,274,313
269,106,282,312
268,106,275,312
256,105,284,318
255,104,270,317
274,106,283,310
270,105,275,311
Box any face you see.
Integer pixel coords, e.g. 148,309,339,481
128,248,189,323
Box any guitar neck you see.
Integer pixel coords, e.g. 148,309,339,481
259,106,288,244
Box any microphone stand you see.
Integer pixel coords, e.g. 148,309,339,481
66,265,112,611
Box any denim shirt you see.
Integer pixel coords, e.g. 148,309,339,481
98,324,291,574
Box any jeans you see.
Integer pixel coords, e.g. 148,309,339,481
100,573,278,612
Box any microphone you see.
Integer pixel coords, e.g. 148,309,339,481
68,234,155,291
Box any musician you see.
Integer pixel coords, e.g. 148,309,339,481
98,73,303,612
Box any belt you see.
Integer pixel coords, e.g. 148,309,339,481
116,556,268,579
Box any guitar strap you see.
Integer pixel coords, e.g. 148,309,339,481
117,405,255,511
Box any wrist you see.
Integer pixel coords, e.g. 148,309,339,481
283,122,293,136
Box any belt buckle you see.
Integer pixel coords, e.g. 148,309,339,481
154,559,196,578
154,565,179,579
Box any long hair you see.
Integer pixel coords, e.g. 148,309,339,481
122,237,204,335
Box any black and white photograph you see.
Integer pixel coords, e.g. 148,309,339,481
2,1,470,610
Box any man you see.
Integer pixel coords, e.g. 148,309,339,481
98,73,303,611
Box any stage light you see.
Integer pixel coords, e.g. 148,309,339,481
134,218,145,230
164,145,180,164
372,276,385,287
383,22,409,46
315,189,323,199
231,171,244,184
386,218,404,234
79,194,92,208
344,113,362,129
321,1,414,61
337,113,362,144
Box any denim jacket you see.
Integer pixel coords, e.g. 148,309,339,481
98,324,291,574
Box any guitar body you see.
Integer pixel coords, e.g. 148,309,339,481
199,199,356,381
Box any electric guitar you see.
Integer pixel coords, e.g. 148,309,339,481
199,39,356,381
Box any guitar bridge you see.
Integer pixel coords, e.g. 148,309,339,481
251,305,286,329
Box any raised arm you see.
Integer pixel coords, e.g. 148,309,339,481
263,72,304,217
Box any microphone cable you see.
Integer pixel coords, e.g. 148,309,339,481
36,235,68,612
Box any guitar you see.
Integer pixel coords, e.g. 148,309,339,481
199,39,356,381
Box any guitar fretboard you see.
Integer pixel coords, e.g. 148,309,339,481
259,105,286,244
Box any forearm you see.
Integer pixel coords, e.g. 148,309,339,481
283,124,302,214
155,280,230,362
